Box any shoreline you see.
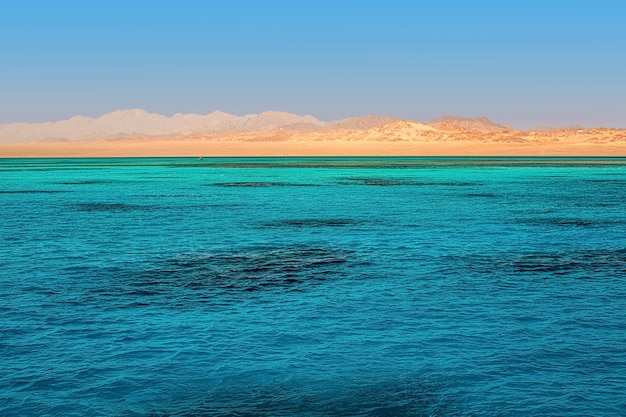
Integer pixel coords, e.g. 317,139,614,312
2,139,626,158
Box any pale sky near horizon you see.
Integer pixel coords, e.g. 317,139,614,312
2,1,625,129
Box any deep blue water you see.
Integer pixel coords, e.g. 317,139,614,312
1,157,626,416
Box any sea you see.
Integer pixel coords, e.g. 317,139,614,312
1,157,625,416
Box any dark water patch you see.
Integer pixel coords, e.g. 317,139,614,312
499,248,626,276
143,193,205,198
520,218,595,227
55,180,115,185
518,217,625,228
74,203,155,212
447,248,626,279
512,208,558,216
583,179,626,184
169,161,432,169
432,181,479,186
262,218,364,228
149,375,453,417
171,161,431,169
336,177,424,186
128,246,353,295
337,177,480,187
184,161,462,169
465,193,499,198
211,182,317,188
593,202,622,208
0,190,70,194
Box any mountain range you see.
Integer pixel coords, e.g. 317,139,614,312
0,109,513,143
1,109,624,145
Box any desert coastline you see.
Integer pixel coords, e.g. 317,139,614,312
2,111,625,158
3,138,626,158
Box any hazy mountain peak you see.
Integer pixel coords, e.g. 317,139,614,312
327,115,398,130
68,115,90,122
0,109,325,142
209,110,233,117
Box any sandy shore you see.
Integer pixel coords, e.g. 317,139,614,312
2,139,626,158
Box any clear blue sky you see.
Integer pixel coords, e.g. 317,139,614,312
2,1,625,128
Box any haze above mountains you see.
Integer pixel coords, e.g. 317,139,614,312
0,109,582,143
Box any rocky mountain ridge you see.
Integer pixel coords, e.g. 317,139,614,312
1,109,624,144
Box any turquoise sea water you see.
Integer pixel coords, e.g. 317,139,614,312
1,157,626,416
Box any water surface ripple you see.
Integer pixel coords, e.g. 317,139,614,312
1,157,626,416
